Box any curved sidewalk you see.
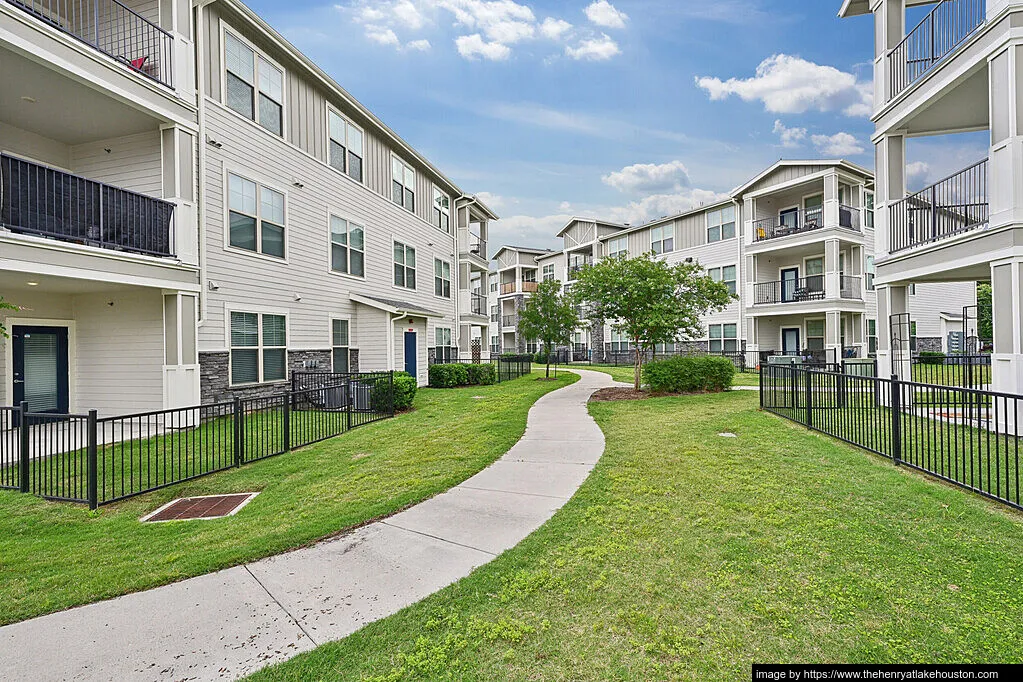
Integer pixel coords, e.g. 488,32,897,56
0,369,616,682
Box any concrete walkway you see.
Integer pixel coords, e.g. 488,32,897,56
0,369,616,682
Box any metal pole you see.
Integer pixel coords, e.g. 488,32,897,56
891,375,902,465
87,409,98,510
804,368,813,429
18,401,29,494
282,391,291,452
233,396,243,467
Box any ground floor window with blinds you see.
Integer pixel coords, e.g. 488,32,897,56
435,327,453,361
708,323,737,353
332,319,350,372
230,312,286,385
867,319,877,356
806,319,825,351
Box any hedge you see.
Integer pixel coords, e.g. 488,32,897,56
370,372,417,412
466,363,497,385
641,355,735,393
429,363,469,388
917,351,946,365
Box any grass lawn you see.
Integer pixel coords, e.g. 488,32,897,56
587,363,760,388
252,391,1023,681
0,371,576,626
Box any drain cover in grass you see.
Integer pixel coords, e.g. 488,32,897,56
141,493,259,522
718,432,738,438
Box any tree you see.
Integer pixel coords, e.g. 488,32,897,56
571,254,734,389
976,282,992,345
517,278,580,378
0,296,19,339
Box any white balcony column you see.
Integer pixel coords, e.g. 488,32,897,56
163,0,196,99
874,132,906,257
824,238,841,299
875,283,911,380
873,0,905,108
162,291,200,410
989,258,1023,398
823,171,839,227
161,125,198,265
743,196,755,246
988,45,1023,230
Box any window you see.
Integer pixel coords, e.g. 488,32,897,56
435,327,453,362
228,173,285,258
329,215,364,277
393,241,416,289
709,323,738,353
780,207,799,229
434,258,451,298
328,110,363,182
432,187,450,233
707,205,736,243
525,341,539,354
865,255,875,291
867,319,877,356
230,311,286,385
392,157,415,212
610,330,631,353
225,32,283,136
910,320,918,352
332,319,350,372
909,283,917,295
490,305,498,321
607,236,628,259
806,319,825,351
864,191,874,228
490,278,498,293
522,269,537,283
542,263,555,281
490,335,500,353
708,265,737,296
651,224,674,254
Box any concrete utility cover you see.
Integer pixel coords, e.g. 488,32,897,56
141,493,259,522
718,432,738,438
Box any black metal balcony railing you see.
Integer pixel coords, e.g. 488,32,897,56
502,315,517,327
6,0,175,89
468,235,487,260
754,275,825,304
888,0,985,101
753,205,862,242
0,154,175,257
470,292,485,315
889,157,988,253
840,275,862,300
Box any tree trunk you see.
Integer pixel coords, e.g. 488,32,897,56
633,340,641,390
546,361,551,379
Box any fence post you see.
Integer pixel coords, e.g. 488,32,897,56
890,375,902,466
282,391,291,452
758,366,764,409
389,371,395,417
804,368,813,429
18,401,29,494
87,409,98,510
345,377,353,430
233,397,243,467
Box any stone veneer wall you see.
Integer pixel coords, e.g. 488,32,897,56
199,350,332,404
915,337,942,353
589,318,606,363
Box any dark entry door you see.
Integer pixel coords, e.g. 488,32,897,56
780,267,799,303
404,331,417,377
12,326,70,414
781,328,801,356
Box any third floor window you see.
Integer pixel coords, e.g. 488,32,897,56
328,110,363,183
392,157,416,212
225,32,283,136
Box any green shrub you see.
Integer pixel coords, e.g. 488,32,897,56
466,363,497,385
642,355,735,393
429,363,470,388
918,351,946,365
370,373,418,412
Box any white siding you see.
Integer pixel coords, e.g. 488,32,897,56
70,131,163,197
909,282,977,338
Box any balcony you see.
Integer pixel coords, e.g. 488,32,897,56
500,282,516,294
754,276,825,305
470,292,485,315
468,234,486,260
0,153,175,257
502,314,517,328
840,275,862,300
6,0,175,89
888,157,988,253
887,0,985,102
753,205,860,242
521,280,538,293
567,257,593,280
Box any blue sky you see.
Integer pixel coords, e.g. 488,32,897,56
249,0,989,250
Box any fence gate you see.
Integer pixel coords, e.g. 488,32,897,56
890,312,912,371
962,303,988,354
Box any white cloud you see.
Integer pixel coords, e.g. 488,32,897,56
558,201,572,211
393,0,425,29
584,1,628,29
540,17,572,39
474,191,506,209
455,33,512,60
603,189,728,225
696,54,873,117
566,34,620,61
905,161,930,187
405,38,432,51
811,131,865,157
602,161,692,194
772,120,806,148
365,25,401,46
485,19,535,44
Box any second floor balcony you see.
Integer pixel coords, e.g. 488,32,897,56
6,0,175,89
0,153,175,258
502,314,517,328
753,274,864,305
889,157,988,253
567,257,593,280
753,205,861,242
470,292,485,316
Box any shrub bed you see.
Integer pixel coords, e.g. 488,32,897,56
370,372,417,412
642,355,735,393
917,351,946,365
466,363,497,386
429,363,470,388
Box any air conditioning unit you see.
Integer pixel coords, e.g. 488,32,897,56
767,355,801,365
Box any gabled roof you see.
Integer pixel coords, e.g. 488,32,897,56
729,159,874,198
458,195,500,221
350,293,443,318
595,199,735,242
555,217,629,238
838,0,870,18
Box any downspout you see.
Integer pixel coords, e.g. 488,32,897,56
386,312,397,371
194,0,215,326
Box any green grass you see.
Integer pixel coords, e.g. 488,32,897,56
587,364,760,388
911,363,992,387
0,371,576,626
252,391,1023,681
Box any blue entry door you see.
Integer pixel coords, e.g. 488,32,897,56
404,331,417,377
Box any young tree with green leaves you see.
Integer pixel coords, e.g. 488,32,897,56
976,282,992,345
517,278,580,379
0,296,19,339
571,254,735,389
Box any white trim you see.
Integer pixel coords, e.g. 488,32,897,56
391,237,418,292
325,104,366,186
223,305,290,386
222,166,290,264
3,318,76,412
140,492,260,523
325,208,367,281
219,21,287,138
390,153,416,214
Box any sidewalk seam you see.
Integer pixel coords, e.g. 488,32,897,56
379,521,499,557
243,565,320,648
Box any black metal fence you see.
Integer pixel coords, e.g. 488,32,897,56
761,365,1022,511
428,356,532,382
0,372,394,509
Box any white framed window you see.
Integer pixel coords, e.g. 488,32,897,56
651,224,674,254
610,330,631,352
328,110,363,183
329,215,365,277
490,278,498,293
708,265,737,295
707,205,736,243
435,327,453,361
392,157,415,212
393,241,416,289
864,191,874,228
867,318,877,356
490,335,499,352
434,258,451,298
865,255,875,291
332,318,350,372
522,269,537,283
806,319,825,351
224,31,283,136
228,172,285,258
525,341,538,354
542,263,555,281
607,236,628,259
709,323,737,353
432,187,450,233
230,311,286,385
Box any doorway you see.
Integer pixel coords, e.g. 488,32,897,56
403,331,417,377
780,267,799,303
12,325,70,414
781,327,801,356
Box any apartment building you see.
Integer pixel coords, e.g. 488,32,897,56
490,245,552,354
839,0,1016,392
0,0,200,416
1,0,498,418
491,159,975,364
